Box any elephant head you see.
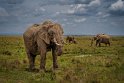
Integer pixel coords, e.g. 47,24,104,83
91,36,97,46
37,21,64,56
48,23,64,56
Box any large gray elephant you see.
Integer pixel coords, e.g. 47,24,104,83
23,21,64,71
91,34,110,47
66,36,77,44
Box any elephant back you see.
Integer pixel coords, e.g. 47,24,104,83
100,34,110,39
23,24,42,53
23,24,41,39
96,34,110,39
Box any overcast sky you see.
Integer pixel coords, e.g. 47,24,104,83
0,0,124,35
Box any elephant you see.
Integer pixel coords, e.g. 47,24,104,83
91,34,110,47
23,20,64,71
66,36,77,44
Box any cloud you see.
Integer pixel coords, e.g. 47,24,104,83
66,8,75,14
74,0,91,4
0,0,124,35
97,12,103,16
96,12,110,18
65,4,87,15
109,0,124,11
109,0,124,16
35,7,46,12
102,14,110,18
0,7,9,16
74,18,86,22
88,0,101,7
64,0,102,16
52,12,60,17
62,4,86,15
0,0,24,5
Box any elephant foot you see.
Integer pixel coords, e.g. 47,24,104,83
26,68,39,72
40,66,46,72
53,65,59,69
39,68,46,73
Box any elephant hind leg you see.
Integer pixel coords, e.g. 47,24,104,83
27,52,36,71
108,42,110,46
96,40,100,47
106,41,110,46
98,43,101,47
107,40,110,46
105,43,107,46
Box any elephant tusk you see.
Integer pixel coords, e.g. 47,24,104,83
55,42,62,46
53,38,62,46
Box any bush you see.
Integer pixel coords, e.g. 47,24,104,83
2,51,12,56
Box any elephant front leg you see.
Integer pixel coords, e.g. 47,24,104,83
98,43,101,47
96,40,101,47
52,50,58,69
40,51,46,71
96,40,98,47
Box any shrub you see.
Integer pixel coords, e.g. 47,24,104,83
2,51,12,56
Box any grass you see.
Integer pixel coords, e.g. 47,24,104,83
0,35,124,83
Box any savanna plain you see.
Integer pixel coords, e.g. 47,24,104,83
0,35,124,83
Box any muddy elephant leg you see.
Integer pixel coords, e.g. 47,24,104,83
98,43,101,47
105,43,107,46
96,40,98,47
40,50,47,71
27,52,36,70
97,39,101,47
52,49,58,69
108,42,110,46
109,43,110,46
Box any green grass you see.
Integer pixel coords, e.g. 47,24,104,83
0,36,124,83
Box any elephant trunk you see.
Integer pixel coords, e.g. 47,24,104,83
53,38,63,56
91,37,97,46
56,46,63,56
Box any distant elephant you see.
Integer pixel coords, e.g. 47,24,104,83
91,34,110,47
23,21,64,71
66,36,77,44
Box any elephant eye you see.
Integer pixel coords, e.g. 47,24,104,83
48,30,55,36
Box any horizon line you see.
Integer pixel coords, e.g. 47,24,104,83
0,33,124,36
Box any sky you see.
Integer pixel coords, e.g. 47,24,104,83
0,0,124,35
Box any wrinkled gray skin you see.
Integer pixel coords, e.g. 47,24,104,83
23,21,64,71
91,34,110,47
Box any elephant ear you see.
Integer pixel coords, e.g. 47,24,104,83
38,30,50,45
